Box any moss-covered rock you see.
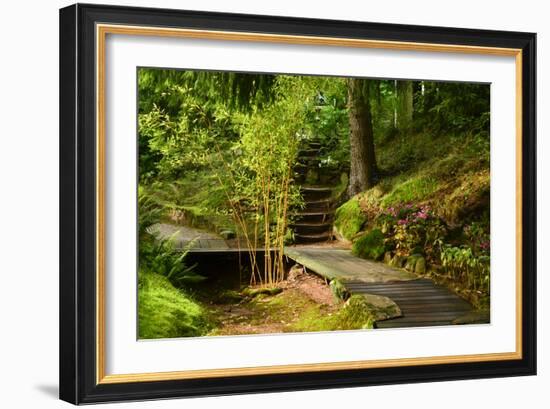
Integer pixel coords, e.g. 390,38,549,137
333,197,367,242
242,286,283,298
330,278,350,302
390,255,407,268
352,229,386,261
360,293,402,322
405,254,426,274
341,295,376,329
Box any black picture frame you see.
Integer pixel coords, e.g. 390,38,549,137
59,3,536,404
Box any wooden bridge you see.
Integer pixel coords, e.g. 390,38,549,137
284,246,483,329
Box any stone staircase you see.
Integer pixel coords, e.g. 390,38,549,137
292,140,336,244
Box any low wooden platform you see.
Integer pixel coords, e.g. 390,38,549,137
284,247,415,283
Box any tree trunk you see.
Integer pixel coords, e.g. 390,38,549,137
347,78,376,197
396,80,413,131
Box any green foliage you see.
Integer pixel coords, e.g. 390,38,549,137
216,75,313,284
138,185,162,237
138,272,212,339
334,197,367,241
352,229,386,260
440,245,490,292
304,78,350,170
138,188,206,287
417,82,490,133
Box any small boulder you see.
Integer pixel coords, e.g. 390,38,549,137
390,255,406,268
360,293,402,321
405,254,425,273
415,256,426,274
287,264,305,281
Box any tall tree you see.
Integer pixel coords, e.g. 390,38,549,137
347,78,376,197
396,80,414,131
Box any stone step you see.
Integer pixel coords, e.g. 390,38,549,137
291,211,333,224
300,186,333,200
302,198,334,212
291,221,332,235
294,231,333,244
298,148,320,158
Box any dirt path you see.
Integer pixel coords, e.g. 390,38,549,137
207,268,338,336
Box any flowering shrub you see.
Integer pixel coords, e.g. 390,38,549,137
463,221,490,256
375,203,446,259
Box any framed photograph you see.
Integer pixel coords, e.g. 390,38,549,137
59,3,536,404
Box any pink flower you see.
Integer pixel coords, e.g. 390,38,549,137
398,219,408,225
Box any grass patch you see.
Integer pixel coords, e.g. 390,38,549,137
334,197,367,241
138,272,213,339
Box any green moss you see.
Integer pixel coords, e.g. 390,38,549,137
352,229,386,261
380,175,439,207
138,272,212,339
291,295,374,332
334,197,367,241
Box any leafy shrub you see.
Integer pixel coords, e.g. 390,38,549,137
140,236,206,286
138,272,212,339
440,245,490,292
334,197,367,241
352,229,386,261
464,221,490,256
376,204,446,260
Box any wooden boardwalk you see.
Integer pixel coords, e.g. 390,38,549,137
284,246,479,329
284,247,416,283
148,223,228,250
344,279,474,328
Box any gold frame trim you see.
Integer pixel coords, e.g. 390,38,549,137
96,23,523,385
